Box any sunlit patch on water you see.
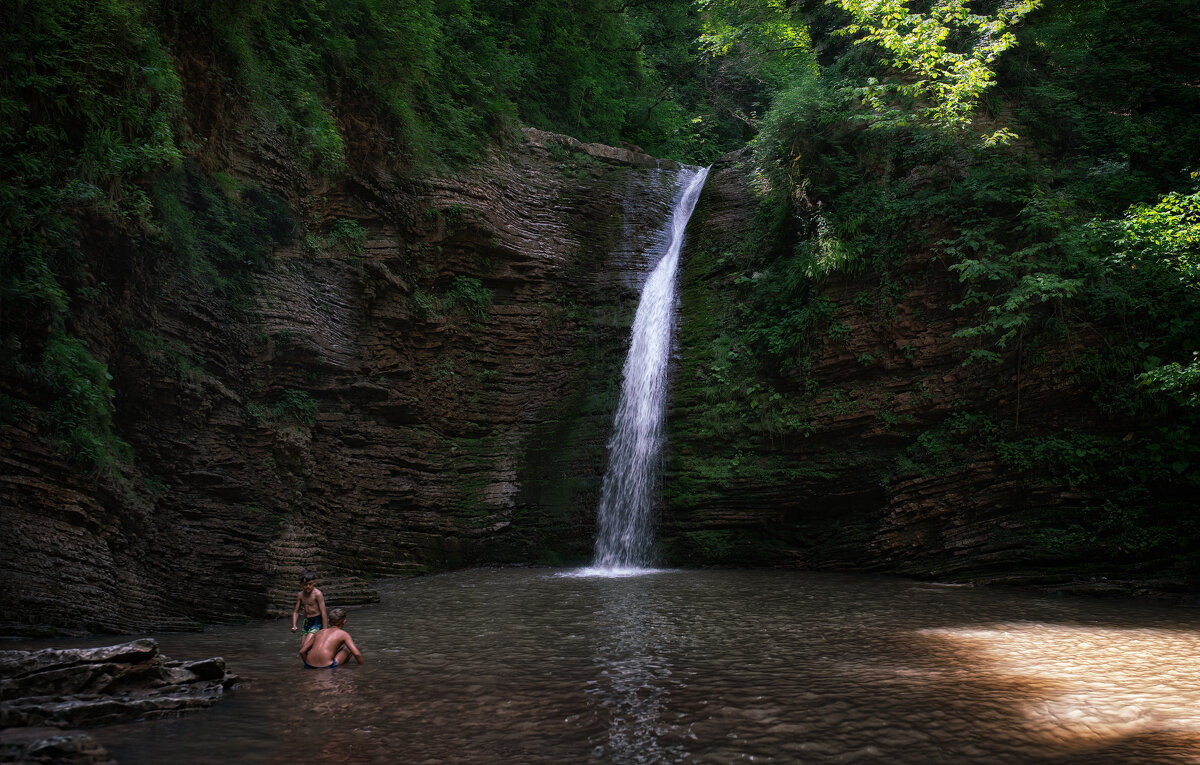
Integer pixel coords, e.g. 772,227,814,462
922,624,1200,744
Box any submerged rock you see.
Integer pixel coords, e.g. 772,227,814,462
0,727,115,765
0,639,237,764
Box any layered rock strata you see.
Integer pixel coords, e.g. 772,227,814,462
664,151,1193,598
0,117,690,634
0,639,236,764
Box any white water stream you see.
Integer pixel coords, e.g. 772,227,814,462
590,166,708,573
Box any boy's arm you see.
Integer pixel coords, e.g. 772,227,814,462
343,634,364,665
291,593,301,632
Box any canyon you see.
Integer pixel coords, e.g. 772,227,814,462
1,119,1194,639
1,123,691,635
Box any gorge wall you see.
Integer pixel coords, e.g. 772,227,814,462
663,151,1195,600
0,120,688,635
3,107,1195,637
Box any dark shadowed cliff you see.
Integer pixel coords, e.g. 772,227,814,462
0,123,692,635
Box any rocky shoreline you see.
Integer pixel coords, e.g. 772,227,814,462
0,639,237,764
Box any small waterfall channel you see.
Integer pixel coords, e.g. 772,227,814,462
591,165,709,573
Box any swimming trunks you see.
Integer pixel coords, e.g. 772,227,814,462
302,615,322,634
303,659,338,669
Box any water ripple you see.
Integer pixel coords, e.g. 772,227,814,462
90,568,1200,764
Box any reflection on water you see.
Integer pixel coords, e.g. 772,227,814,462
80,569,1200,764
587,575,684,764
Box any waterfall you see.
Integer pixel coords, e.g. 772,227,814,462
592,165,709,571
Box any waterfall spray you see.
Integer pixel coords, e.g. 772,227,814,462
592,166,708,571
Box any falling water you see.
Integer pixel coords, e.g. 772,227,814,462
592,166,709,572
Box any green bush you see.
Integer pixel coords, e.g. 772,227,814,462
446,276,492,319
36,332,132,468
271,388,319,426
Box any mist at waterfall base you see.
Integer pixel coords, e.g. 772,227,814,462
92,569,1200,764
583,165,709,578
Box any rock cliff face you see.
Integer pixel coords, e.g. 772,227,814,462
664,152,1192,598
3,103,1192,636
0,123,689,635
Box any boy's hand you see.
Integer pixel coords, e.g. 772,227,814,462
291,626,297,633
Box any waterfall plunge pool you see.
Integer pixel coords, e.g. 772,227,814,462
88,568,1200,764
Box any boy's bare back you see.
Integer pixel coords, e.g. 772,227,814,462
299,608,363,668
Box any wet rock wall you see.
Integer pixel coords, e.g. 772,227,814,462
0,122,689,634
664,151,1190,597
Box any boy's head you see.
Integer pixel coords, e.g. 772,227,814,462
300,571,317,589
328,607,347,627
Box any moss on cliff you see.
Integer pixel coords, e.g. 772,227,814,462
664,0,1200,586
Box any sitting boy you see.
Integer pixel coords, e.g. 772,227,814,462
299,607,364,669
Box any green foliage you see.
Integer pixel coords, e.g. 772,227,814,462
1,0,184,227
271,388,319,426
445,276,492,319
126,329,204,381
0,0,186,468
1106,188,1200,407
156,0,739,166
1139,358,1200,408
1112,190,1200,286
34,332,132,468
247,388,318,426
699,0,812,65
325,218,366,256
719,0,1200,573
691,0,821,158
245,401,269,423
151,163,294,296
949,256,1082,356
1,0,184,297
409,275,493,322
679,529,735,561
831,0,1040,144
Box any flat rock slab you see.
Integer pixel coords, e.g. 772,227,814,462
0,639,237,764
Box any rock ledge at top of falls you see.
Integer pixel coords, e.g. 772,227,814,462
522,127,683,170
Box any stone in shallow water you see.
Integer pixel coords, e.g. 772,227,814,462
0,727,115,765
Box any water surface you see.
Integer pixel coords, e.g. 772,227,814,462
94,569,1200,763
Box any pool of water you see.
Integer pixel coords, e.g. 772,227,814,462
88,568,1200,763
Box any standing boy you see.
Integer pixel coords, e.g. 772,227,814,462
290,571,328,655
299,607,364,669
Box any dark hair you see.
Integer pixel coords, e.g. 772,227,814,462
300,571,317,583
328,607,347,625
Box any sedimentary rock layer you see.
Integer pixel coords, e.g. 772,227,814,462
0,124,689,634
0,638,236,764
663,150,1191,599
